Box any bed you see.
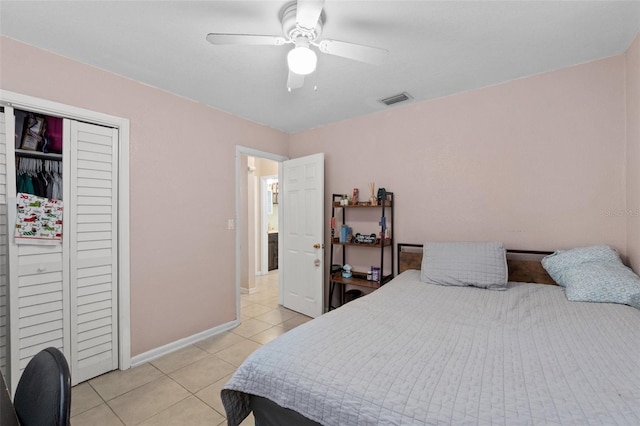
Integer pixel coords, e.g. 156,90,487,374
222,243,640,425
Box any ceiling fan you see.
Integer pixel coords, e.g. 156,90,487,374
206,0,389,91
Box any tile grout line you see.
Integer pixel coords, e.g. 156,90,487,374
87,380,128,425
192,390,227,419
76,365,164,422
133,376,194,426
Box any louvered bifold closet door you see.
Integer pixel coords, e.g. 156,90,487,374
6,112,69,395
67,120,118,384
0,110,9,376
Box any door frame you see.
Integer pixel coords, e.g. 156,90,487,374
235,146,288,319
0,89,132,372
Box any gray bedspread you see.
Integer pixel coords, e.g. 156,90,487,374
222,270,640,425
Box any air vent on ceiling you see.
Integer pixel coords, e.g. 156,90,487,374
379,92,412,106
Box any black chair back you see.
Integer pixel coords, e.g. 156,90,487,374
13,347,71,426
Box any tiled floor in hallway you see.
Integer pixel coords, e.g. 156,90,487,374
70,271,310,425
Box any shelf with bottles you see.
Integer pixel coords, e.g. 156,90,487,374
330,238,392,248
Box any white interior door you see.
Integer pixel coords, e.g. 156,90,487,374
281,153,324,318
67,120,119,384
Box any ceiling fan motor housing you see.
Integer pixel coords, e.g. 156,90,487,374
282,3,323,43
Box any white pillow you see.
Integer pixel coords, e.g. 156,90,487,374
420,242,508,290
541,245,620,287
562,262,640,305
542,245,640,306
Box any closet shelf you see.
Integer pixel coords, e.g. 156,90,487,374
15,149,62,160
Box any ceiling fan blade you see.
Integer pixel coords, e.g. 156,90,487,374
206,33,286,46
318,39,388,65
287,70,305,91
296,0,325,30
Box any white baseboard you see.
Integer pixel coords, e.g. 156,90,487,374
130,319,240,367
240,286,258,294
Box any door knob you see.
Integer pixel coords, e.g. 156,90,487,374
313,243,323,249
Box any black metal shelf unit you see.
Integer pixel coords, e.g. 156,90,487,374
328,192,394,310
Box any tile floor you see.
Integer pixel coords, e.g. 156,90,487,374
70,271,310,426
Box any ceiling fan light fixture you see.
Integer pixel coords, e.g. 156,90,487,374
287,38,317,75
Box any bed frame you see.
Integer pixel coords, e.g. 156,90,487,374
397,243,557,285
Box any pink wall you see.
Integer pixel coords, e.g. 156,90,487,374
290,56,628,260
626,33,640,270
0,36,289,355
2,33,637,358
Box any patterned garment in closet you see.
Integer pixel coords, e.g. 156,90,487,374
14,192,63,245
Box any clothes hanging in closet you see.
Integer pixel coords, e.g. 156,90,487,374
15,157,63,201
16,172,35,195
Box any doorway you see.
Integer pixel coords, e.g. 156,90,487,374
235,147,287,320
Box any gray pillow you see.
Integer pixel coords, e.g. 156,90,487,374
541,245,620,287
420,241,508,290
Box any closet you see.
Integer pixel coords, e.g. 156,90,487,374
0,101,121,394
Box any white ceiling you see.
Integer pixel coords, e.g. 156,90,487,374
1,1,639,133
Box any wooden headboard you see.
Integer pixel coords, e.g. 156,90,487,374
397,243,557,285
